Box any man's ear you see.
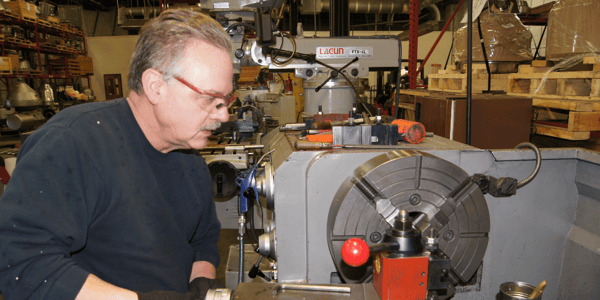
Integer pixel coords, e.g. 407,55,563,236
141,68,166,105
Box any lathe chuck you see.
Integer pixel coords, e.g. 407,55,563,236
327,150,490,284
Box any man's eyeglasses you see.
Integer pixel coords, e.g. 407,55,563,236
174,76,236,106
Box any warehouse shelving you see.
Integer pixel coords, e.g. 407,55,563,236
0,9,90,87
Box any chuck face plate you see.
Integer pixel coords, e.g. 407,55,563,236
327,150,490,284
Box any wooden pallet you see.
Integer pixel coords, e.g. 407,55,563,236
0,70,12,75
59,23,77,34
428,72,509,93
5,36,35,47
37,19,52,27
22,15,36,23
532,97,600,140
507,58,600,100
28,70,42,76
6,37,24,44
0,10,19,19
533,124,592,140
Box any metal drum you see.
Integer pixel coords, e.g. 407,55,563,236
498,281,542,300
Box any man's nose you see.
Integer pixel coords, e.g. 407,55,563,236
214,106,230,123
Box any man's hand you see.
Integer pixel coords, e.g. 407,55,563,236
188,277,225,299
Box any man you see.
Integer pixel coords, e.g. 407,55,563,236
0,10,232,300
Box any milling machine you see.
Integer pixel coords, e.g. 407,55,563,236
206,0,403,230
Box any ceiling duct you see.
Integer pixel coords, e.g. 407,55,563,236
301,0,443,14
118,5,203,30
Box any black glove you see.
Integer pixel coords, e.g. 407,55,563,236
188,277,225,300
136,290,196,300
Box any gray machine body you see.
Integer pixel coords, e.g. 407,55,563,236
255,128,600,299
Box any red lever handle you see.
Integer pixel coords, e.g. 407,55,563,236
341,238,370,267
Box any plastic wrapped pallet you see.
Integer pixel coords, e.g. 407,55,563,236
454,10,533,63
546,0,600,60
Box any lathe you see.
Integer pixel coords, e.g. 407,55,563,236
206,128,600,300
198,1,600,299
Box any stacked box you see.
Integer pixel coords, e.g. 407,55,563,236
44,15,60,24
5,0,37,21
74,56,93,74
8,54,19,71
0,57,13,74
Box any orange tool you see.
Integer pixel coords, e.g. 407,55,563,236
306,133,333,143
391,119,427,144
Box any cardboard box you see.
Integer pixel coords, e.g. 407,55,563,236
80,61,93,74
5,0,37,20
0,57,13,73
74,56,93,74
74,56,92,62
8,54,19,71
547,0,600,60
45,15,59,24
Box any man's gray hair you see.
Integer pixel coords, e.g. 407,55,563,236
128,10,233,94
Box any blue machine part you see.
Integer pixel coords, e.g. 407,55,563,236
236,168,258,214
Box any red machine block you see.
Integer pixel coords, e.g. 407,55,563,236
372,254,429,300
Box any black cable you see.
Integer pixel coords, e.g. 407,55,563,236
444,36,454,70
246,199,259,248
277,73,285,94
313,58,373,117
476,16,491,92
533,25,547,60
466,0,473,145
296,109,304,122
271,31,297,65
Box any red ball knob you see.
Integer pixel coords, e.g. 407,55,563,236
341,238,370,267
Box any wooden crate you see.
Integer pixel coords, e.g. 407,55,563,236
507,58,600,100
5,0,37,21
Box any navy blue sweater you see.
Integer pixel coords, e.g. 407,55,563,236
0,98,221,299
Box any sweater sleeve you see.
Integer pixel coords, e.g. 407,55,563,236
190,162,221,269
0,126,104,300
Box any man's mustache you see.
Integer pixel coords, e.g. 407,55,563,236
198,121,221,131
